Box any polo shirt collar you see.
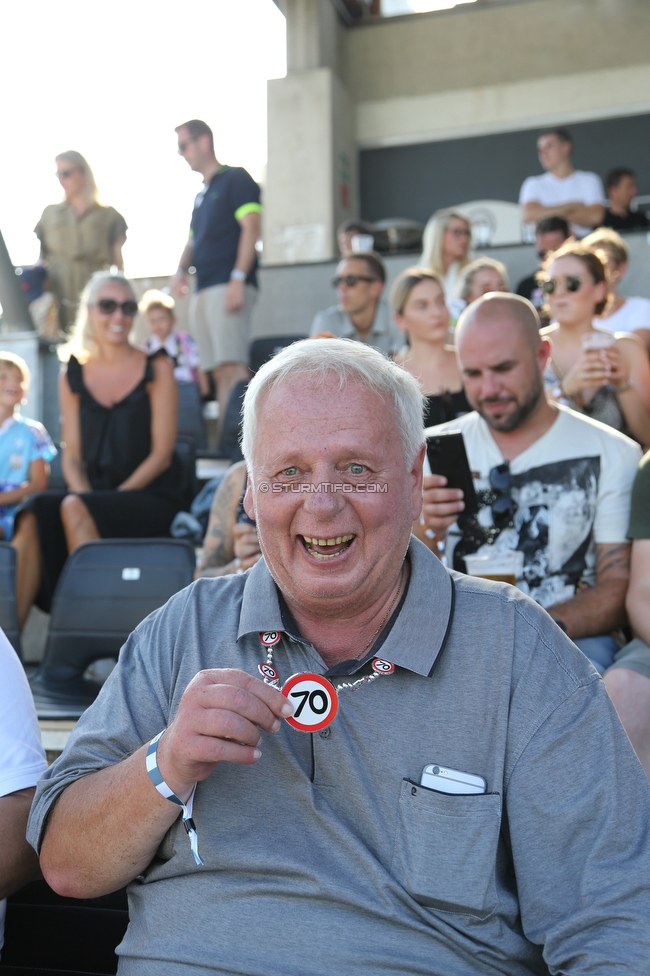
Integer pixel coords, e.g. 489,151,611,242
337,298,388,338
237,536,454,677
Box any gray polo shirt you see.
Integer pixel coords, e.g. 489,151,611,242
28,539,650,975
310,297,403,355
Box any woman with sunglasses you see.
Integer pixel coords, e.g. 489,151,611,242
541,241,650,447
34,152,127,335
14,272,189,625
420,209,473,300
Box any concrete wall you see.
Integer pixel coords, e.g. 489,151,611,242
346,0,650,148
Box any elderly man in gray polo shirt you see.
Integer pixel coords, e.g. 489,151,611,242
29,340,650,975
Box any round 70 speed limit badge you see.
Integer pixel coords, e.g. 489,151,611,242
281,672,339,732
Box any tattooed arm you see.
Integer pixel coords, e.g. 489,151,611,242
195,462,248,579
546,542,631,640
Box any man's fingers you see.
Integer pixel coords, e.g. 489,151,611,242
193,669,293,721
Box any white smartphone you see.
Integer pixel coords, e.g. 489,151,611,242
420,763,486,795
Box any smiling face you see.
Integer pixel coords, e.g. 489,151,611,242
0,363,26,412
244,376,423,617
545,254,606,328
88,279,137,348
395,278,449,344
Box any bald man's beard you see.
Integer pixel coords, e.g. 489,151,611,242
472,373,544,433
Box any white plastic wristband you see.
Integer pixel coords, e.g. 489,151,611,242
230,268,246,281
146,730,203,866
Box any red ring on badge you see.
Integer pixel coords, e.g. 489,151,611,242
258,663,279,681
260,631,281,647
371,658,395,674
281,672,338,732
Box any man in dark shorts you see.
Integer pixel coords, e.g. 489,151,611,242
171,119,261,434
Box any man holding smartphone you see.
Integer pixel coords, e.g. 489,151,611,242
29,340,649,975
422,292,640,677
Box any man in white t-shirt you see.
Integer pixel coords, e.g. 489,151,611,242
0,630,47,954
423,293,641,674
519,128,605,238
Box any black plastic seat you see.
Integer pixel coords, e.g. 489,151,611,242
175,433,199,502
29,538,195,719
0,541,22,659
1,880,128,975
248,334,307,374
177,381,207,451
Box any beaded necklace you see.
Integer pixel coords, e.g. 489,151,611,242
258,567,404,732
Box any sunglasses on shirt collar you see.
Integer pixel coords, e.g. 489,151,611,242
93,298,138,317
542,275,583,295
489,462,517,528
332,274,379,288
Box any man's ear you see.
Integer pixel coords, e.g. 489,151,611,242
243,477,255,521
538,337,553,373
411,443,426,522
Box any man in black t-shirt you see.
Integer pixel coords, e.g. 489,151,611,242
171,119,262,435
602,168,650,233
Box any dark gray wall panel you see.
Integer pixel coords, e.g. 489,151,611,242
360,113,650,223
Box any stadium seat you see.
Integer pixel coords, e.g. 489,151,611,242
249,335,307,375
29,538,195,719
177,381,207,451
1,880,128,975
0,541,22,659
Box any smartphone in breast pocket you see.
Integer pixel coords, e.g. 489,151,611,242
426,430,478,516
420,764,486,795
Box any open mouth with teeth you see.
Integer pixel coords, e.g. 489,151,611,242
300,534,355,560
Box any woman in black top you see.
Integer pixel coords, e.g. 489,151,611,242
15,272,189,622
391,267,469,428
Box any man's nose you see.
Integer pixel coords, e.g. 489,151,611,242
481,372,502,397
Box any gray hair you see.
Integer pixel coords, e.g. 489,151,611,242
242,339,426,467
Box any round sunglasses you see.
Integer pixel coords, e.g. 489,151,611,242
93,298,138,317
542,275,584,295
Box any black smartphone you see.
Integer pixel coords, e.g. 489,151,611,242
426,430,478,516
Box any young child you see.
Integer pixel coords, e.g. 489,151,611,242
0,352,56,540
140,289,203,387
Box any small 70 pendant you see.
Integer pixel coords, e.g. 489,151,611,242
282,672,339,733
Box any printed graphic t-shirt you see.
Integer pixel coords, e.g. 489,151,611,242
429,405,641,608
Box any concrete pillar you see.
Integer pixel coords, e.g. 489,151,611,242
264,0,357,264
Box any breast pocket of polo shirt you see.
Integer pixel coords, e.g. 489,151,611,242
391,778,501,918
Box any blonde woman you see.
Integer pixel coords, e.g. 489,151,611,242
419,208,472,299
541,241,650,446
582,227,650,352
34,152,127,334
391,267,469,429
16,272,188,624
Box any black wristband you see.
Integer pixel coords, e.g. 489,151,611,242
550,615,568,634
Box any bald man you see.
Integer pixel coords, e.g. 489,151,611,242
423,293,641,675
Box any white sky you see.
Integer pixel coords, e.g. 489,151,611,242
0,0,286,279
